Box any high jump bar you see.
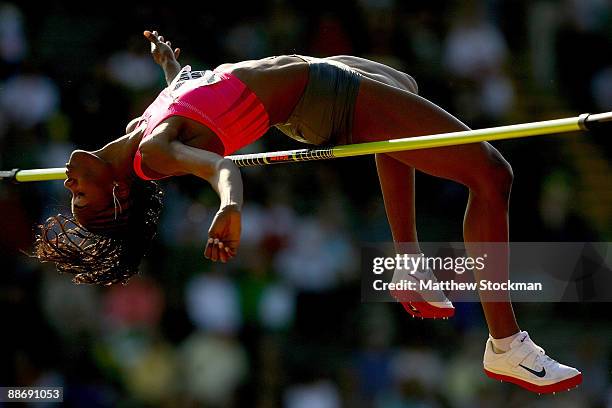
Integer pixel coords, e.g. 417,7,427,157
2,111,610,182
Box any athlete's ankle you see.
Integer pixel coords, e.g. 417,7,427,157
490,330,522,353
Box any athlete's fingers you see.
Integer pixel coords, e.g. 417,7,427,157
210,238,220,261
209,247,218,262
204,238,213,259
159,35,164,42
209,245,219,262
218,243,229,263
214,246,223,262
219,242,234,255
174,48,181,59
209,240,218,261
165,41,171,47
144,30,158,43
152,30,159,37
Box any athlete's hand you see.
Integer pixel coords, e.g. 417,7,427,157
144,30,180,66
205,205,241,263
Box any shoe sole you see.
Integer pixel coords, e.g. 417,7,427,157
391,287,455,319
400,301,455,319
484,368,582,394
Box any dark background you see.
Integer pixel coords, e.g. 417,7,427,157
0,1,611,407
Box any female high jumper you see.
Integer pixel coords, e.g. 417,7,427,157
34,30,582,394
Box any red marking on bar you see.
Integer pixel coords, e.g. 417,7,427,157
270,155,289,161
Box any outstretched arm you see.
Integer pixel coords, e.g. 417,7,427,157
123,31,180,133
144,30,182,86
138,130,242,263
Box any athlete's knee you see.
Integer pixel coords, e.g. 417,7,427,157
474,145,513,202
486,150,513,201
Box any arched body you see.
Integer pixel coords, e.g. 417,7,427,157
42,30,583,395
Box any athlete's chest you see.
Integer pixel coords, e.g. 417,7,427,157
172,117,225,155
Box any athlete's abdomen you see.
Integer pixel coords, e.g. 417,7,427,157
221,56,309,125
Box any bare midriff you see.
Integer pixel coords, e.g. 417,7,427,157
219,55,310,125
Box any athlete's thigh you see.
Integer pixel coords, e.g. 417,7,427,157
352,76,505,185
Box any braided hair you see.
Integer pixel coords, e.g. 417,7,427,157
34,180,163,285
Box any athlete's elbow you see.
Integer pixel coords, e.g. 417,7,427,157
139,138,161,161
139,138,176,175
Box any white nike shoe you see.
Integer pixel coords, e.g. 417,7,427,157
389,266,455,319
483,331,582,394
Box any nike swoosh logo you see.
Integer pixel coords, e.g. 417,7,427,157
519,364,546,378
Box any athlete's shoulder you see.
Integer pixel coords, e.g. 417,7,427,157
214,62,234,72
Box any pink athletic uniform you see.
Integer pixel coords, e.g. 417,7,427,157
133,66,270,180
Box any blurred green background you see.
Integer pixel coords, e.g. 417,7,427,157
0,1,611,407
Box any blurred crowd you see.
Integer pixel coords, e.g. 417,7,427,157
1,1,611,407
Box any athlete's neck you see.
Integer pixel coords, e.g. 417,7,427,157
94,126,145,180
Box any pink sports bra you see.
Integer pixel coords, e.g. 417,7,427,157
133,66,270,180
